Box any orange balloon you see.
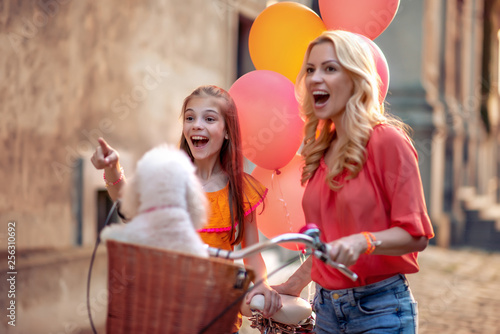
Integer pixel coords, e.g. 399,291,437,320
252,155,306,251
249,2,326,83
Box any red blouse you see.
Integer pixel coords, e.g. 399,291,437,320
302,124,434,290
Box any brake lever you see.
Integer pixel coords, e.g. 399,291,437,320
300,224,358,282
313,249,358,282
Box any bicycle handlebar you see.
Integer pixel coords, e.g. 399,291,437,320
206,229,358,282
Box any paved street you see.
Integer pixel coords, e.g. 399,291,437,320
241,245,500,334
408,246,500,334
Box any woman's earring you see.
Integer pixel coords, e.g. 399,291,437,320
225,133,229,139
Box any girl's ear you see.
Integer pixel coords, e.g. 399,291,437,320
224,132,229,139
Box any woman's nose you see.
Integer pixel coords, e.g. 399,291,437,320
311,69,323,83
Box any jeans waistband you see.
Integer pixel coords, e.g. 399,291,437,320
317,274,407,296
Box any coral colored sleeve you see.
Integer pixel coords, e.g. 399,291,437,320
369,125,434,238
242,173,268,217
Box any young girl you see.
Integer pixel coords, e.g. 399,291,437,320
273,31,434,333
91,85,281,332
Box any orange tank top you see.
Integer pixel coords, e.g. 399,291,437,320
198,173,267,250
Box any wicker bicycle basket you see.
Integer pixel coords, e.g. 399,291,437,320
106,240,254,334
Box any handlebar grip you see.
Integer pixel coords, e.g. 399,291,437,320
299,224,319,234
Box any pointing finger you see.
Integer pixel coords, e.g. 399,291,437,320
98,138,110,156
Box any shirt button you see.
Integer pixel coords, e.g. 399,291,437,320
332,293,340,300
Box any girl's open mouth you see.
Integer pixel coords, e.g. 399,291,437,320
191,136,209,148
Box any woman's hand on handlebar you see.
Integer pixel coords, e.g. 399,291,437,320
245,282,282,318
91,138,120,170
326,233,367,267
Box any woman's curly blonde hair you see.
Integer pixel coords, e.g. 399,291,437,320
296,30,407,190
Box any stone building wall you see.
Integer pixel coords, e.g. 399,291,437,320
375,0,434,209
0,0,266,332
1,0,266,251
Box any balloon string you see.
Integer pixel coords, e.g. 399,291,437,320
272,168,313,300
271,169,292,235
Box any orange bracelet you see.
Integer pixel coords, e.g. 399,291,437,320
362,231,377,255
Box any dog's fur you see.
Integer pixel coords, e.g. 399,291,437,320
100,144,209,257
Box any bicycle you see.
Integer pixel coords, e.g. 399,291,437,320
98,221,357,334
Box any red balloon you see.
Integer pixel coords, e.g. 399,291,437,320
357,34,390,104
229,70,304,171
252,155,306,251
319,0,400,40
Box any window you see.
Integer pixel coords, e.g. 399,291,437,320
237,14,255,78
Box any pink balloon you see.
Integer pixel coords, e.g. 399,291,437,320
229,70,304,171
357,34,390,104
252,155,306,251
319,0,400,40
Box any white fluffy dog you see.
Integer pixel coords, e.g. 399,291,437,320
100,144,209,258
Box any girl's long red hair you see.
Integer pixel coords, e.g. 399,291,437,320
179,85,250,245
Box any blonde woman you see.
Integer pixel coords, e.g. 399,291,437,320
273,31,434,333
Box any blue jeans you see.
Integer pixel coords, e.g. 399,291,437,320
313,275,418,334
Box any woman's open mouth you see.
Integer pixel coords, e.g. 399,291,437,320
191,135,209,148
313,91,330,107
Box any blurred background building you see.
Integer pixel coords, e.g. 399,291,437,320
1,0,499,332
